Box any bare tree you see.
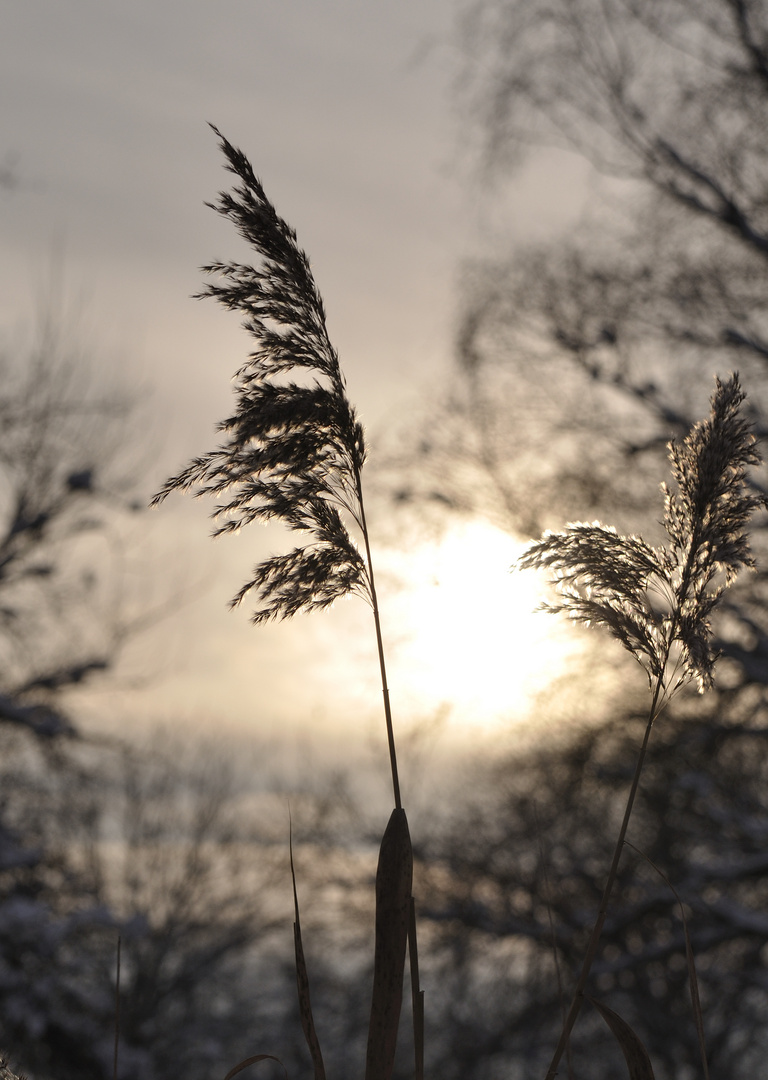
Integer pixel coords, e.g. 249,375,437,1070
0,294,150,949
403,0,768,535
0,302,281,1080
0,724,295,1080
0,299,147,736
415,703,768,1079
392,0,768,675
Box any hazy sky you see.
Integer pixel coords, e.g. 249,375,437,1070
1,2,588,765
2,1,469,433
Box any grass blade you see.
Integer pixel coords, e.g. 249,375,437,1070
589,998,655,1080
290,825,326,1080
222,1055,288,1080
408,897,424,1080
366,808,413,1080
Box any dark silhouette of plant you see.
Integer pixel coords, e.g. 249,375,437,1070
521,375,764,697
154,127,420,1080
153,126,402,809
519,373,765,1078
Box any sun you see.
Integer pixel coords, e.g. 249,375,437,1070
382,519,575,726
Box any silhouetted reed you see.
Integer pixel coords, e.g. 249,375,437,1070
519,373,765,1079
153,127,419,1080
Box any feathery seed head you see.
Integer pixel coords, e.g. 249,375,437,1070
152,127,371,621
518,374,765,696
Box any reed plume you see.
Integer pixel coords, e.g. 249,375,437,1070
153,127,419,1080
520,374,763,698
152,126,402,798
519,373,765,1079
153,127,369,624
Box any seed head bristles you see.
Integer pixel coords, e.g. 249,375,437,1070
152,125,371,625
519,374,765,698
520,523,671,685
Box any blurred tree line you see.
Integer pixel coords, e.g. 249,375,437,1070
4,1,768,1078
0,311,296,1079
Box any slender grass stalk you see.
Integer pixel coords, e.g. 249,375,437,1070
153,126,415,1079
356,473,401,809
518,374,765,1078
541,688,661,1079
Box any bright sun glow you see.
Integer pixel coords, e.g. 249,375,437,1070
383,520,577,727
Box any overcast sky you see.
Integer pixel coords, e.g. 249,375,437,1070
1,2,588,768
2,1,470,435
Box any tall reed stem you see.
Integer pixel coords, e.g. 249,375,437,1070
545,555,692,1077
543,685,664,1078
356,468,402,810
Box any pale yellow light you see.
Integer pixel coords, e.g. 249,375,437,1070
384,520,575,727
